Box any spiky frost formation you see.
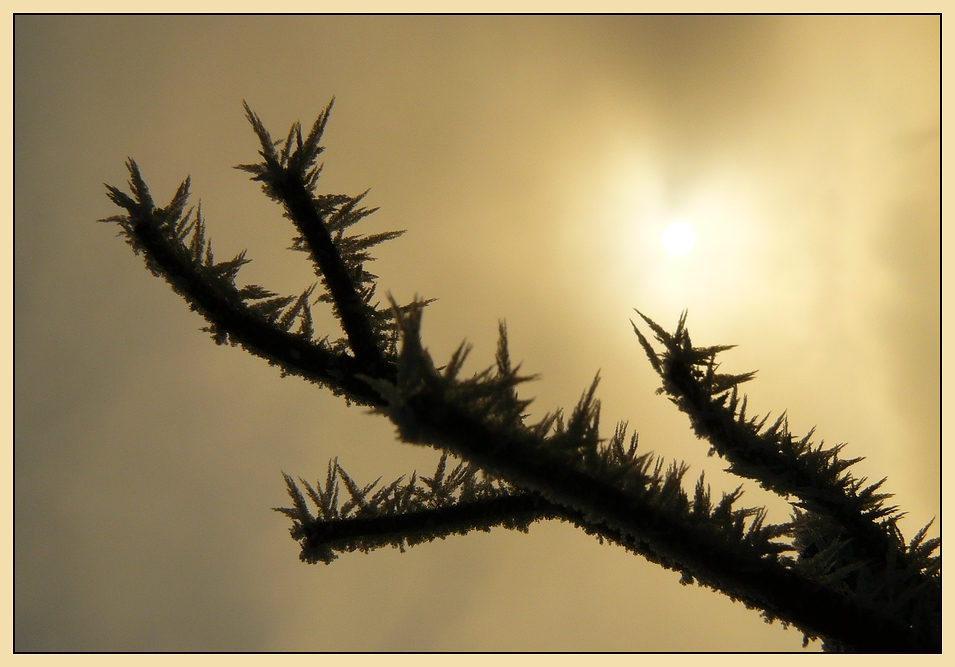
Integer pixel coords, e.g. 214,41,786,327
104,101,940,652
236,100,421,364
100,99,425,404
632,310,940,651
276,455,548,564
101,163,344,372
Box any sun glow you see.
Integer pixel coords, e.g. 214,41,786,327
661,221,696,256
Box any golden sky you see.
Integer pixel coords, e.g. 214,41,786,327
14,15,940,651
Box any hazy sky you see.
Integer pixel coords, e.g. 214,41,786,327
15,15,940,651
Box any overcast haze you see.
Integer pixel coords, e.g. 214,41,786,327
15,15,940,651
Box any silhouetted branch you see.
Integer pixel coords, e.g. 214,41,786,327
103,101,940,652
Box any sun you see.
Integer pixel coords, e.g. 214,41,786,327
661,221,696,256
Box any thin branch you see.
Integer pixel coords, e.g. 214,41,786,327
238,101,391,374
102,161,392,406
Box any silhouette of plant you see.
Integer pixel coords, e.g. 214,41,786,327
102,101,940,652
